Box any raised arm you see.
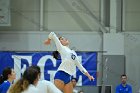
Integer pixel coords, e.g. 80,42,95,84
44,32,63,52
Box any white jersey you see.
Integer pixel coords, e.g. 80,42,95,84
49,32,87,75
21,84,39,93
37,80,62,93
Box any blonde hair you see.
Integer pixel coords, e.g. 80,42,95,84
8,78,29,93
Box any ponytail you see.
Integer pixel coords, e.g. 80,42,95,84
52,51,60,60
8,78,29,93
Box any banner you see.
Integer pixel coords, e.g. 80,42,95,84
0,51,97,86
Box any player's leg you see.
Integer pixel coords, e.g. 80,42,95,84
54,79,65,91
63,82,73,93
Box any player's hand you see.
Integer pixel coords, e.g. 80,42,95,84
44,39,51,45
88,76,95,81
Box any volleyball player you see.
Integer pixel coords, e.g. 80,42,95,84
44,32,94,93
30,65,62,93
0,67,16,93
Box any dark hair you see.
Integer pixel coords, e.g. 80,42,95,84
71,77,78,82
121,74,127,78
0,67,12,84
23,67,39,84
29,65,41,78
8,66,40,93
52,51,60,59
29,65,41,74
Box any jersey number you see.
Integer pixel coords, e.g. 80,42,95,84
71,53,76,60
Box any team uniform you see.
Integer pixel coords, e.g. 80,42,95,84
21,84,39,93
116,84,132,93
37,80,62,93
0,81,11,93
49,32,87,84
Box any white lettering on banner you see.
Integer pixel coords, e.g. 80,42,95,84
12,55,32,80
37,55,57,80
48,71,57,82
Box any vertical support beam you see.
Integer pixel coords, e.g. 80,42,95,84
100,0,106,93
100,0,105,26
122,0,126,31
110,0,117,33
110,0,123,32
40,0,44,31
100,0,105,77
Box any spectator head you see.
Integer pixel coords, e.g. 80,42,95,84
71,77,78,87
121,74,127,84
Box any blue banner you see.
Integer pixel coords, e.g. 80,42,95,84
0,51,97,86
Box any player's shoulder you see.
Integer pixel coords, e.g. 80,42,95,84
1,81,10,87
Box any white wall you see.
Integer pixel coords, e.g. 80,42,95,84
103,33,124,55
0,31,102,51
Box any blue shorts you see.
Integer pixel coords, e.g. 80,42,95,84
54,70,71,84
